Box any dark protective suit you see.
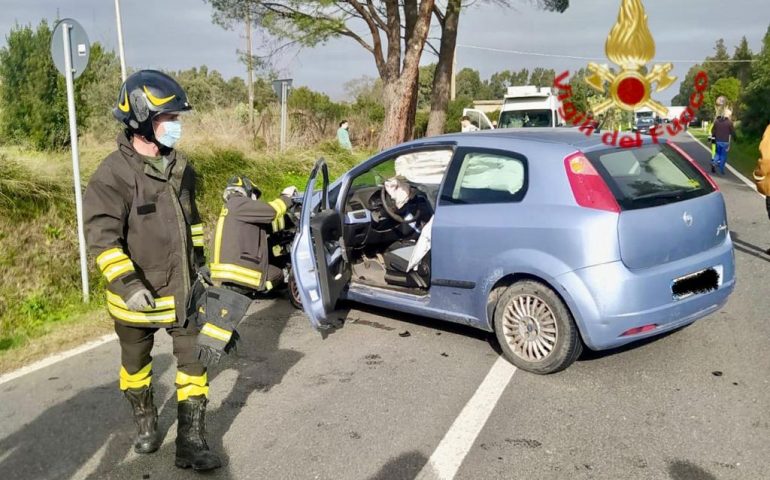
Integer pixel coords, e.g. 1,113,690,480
83,132,208,398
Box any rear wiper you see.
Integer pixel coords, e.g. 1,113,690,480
633,189,688,201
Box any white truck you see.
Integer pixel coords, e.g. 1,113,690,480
463,86,564,130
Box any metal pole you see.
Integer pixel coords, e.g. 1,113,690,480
62,23,90,303
280,82,287,151
246,10,255,133
114,0,127,81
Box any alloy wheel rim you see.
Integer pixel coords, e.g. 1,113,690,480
502,294,558,361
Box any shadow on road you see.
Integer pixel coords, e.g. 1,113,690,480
0,297,302,480
668,459,717,480
366,450,428,480
731,232,770,263
0,354,174,480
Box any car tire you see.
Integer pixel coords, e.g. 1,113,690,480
287,269,302,309
493,280,583,374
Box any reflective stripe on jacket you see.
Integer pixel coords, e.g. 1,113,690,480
83,132,205,327
210,195,289,291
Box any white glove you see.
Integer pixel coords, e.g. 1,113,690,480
125,288,156,311
281,186,298,198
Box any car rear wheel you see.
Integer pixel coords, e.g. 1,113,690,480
493,281,582,374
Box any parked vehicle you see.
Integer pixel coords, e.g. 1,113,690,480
463,86,564,131
291,129,736,374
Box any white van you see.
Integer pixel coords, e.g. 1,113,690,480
463,86,565,130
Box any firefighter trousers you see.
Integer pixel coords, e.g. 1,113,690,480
115,321,209,401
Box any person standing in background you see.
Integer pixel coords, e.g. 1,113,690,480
710,111,736,175
337,120,352,150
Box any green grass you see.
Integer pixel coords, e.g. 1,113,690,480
689,129,760,180
0,140,372,356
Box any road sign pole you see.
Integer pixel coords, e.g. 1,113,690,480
62,23,90,303
114,0,127,82
280,82,288,152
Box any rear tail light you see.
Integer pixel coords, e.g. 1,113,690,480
620,324,658,337
564,152,620,213
667,140,719,191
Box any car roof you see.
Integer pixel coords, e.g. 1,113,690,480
433,128,654,153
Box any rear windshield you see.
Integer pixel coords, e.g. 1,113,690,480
585,144,715,210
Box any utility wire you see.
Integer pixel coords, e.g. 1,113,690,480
456,44,758,63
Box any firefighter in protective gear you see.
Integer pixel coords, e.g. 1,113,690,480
193,176,297,364
83,70,220,471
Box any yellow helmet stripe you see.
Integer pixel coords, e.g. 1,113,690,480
118,91,130,112
143,85,176,106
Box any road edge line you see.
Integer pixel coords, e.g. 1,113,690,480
416,356,517,480
0,333,117,386
686,131,761,195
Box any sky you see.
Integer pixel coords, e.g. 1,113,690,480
1,0,768,103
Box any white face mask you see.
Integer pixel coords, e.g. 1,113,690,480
157,120,182,148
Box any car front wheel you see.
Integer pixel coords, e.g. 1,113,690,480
493,281,583,374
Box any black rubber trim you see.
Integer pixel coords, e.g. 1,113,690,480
433,279,476,289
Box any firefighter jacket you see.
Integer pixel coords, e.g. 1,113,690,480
83,132,205,328
210,195,290,291
752,124,770,196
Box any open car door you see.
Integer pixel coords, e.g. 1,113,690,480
291,158,352,330
462,108,495,130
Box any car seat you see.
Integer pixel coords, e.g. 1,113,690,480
383,240,430,289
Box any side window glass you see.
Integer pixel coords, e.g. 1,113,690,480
351,159,396,188
447,151,527,204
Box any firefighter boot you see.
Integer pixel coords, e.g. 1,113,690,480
175,397,222,471
124,386,161,454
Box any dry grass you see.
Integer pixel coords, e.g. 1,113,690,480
0,309,113,374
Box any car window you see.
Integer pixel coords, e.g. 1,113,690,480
351,149,452,189
445,151,527,204
586,144,714,210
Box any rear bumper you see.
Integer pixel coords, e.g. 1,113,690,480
556,237,735,350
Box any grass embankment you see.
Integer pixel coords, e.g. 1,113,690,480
689,129,761,180
0,138,369,373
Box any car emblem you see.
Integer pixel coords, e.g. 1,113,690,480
682,212,693,227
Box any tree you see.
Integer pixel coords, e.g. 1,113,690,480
730,36,754,89
742,25,770,137
424,0,568,136
455,67,483,99
704,38,732,86
0,21,92,150
529,68,556,87
705,77,741,117
204,1,265,133
206,1,436,149
418,63,436,109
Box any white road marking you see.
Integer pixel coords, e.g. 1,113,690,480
416,357,517,480
686,131,761,195
71,433,114,480
0,333,117,386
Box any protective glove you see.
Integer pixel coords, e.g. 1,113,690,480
197,265,212,286
281,185,298,198
125,288,156,311
196,344,223,367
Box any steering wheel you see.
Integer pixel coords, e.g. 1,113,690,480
380,184,407,223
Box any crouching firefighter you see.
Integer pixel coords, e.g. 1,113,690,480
83,70,221,471
191,177,297,365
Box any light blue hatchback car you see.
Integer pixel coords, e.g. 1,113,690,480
291,129,736,374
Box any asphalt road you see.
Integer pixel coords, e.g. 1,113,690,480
1,132,768,480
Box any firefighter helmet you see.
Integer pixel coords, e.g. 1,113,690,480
113,70,191,141
223,176,260,202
